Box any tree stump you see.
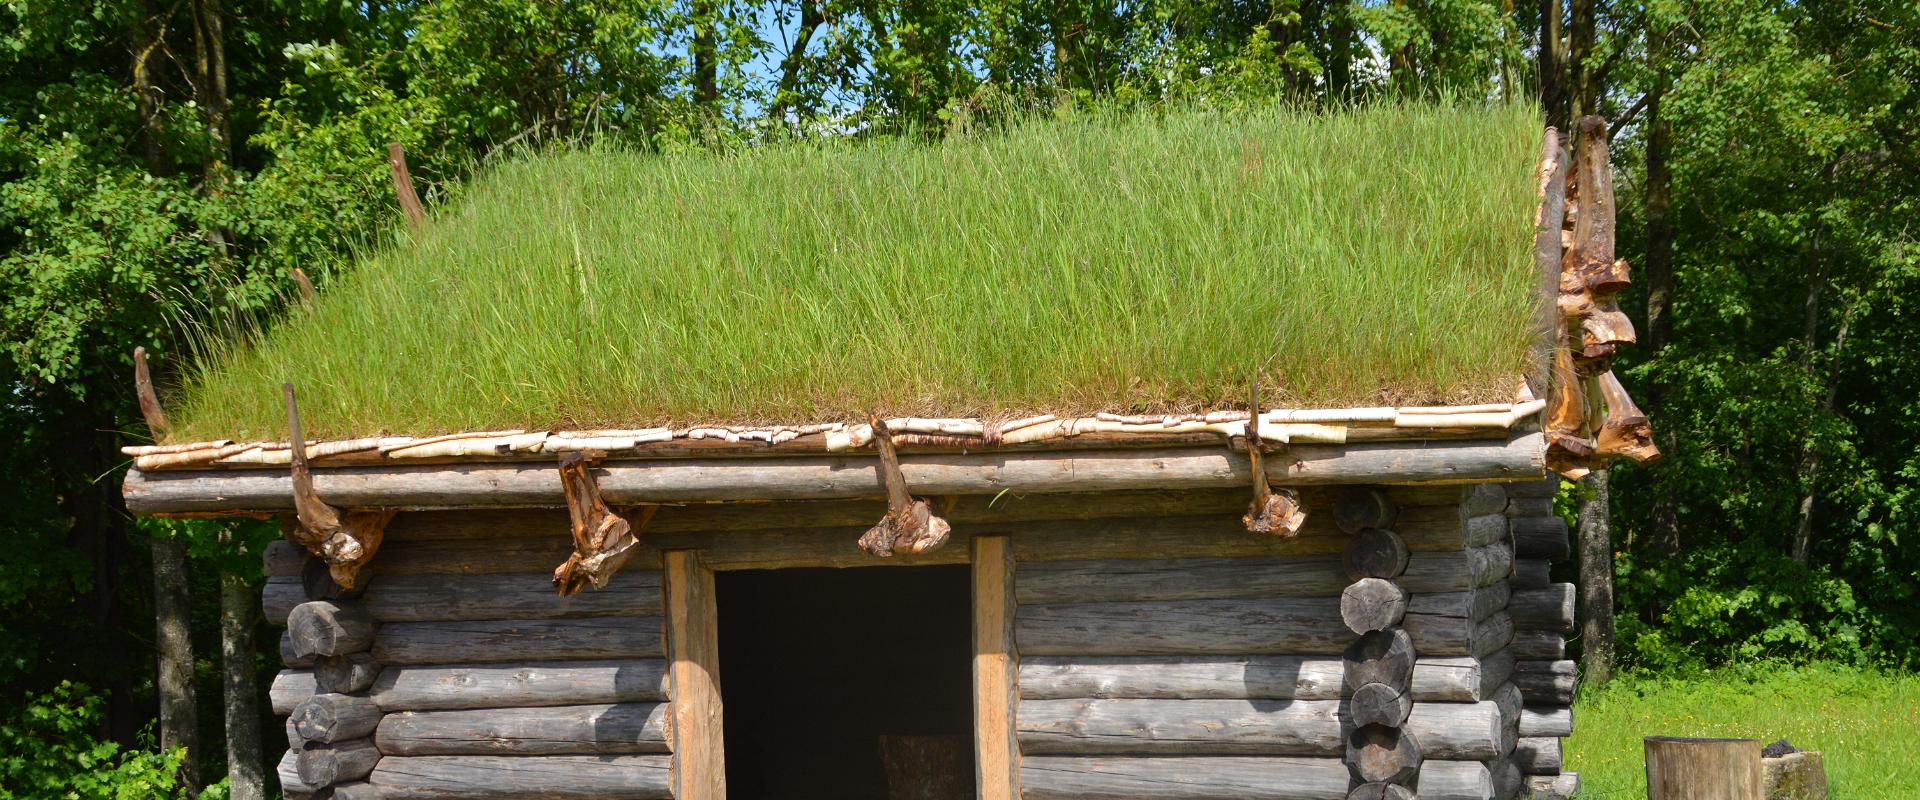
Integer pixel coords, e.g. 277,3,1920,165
1645,737,1762,800
1762,751,1828,800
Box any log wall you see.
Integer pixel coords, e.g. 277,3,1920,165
1502,477,1581,798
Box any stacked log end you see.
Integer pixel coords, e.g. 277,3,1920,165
1504,478,1581,798
1337,489,1420,798
269,538,387,796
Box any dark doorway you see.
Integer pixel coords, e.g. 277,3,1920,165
717,566,975,800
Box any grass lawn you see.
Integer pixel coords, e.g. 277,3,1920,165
1567,662,1920,798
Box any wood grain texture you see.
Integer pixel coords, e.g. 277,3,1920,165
1343,528,1410,581
1019,756,1495,800
368,754,673,799
372,617,663,665
1020,598,1499,657
291,693,382,743
295,736,380,786
277,749,323,800
288,600,376,658
271,669,317,715
357,572,662,621
1020,654,1494,702
1509,629,1567,660
1511,516,1571,560
315,652,381,695
1644,737,1762,800
264,576,304,625
1514,736,1563,774
1017,697,1512,759
370,660,669,711
1512,558,1551,589
1510,583,1575,632
665,550,724,800
1520,706,1573,737
972,535,1020,800
375,702,669,755
1406,583,1511,623
1401,610,1514,658
1514,660,1576,706
1401,544,1512,592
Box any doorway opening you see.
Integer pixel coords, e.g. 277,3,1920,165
717,565,975,800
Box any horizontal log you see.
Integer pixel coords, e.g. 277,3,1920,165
1520,706,1573,737
376,702,669,755
264,576,304,625
1344,629,1414,693
368,755,672,799
374,618,663,665
1479,651,1516,701
277,749,323,800
1017,548,1502,607
331,782,378,800
358,572,662,621
370,660,669,711
1348,724,1420,784
1350,682,1411,728
1506,497,1555,518
266,539,308,576
1019,599,1501,658
271,669,317,715
1510,584,1575,632
1512,558,1551,589
1525,772,1581,799
1463,514,1507,548
1514,736,1563,774
292,693,382,743
1462,483,1508,517
1020,655,1498,703
1401,544,1512,592
289,601,377,659
1514,660,1576,706
1407,583,1510,623
1332,489,1396,534
123,433,1548,513
317,652,381,695
1343,527,1409,581
1401,610,1513,658
1509,629,1567,660
1017,697,1512,759
1020,756,1493,800
1511,516,1570,561
296,736,381,786
1340,578,1408,634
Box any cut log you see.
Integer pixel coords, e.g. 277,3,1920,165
288,601,377,659
1526,772,1581,799
1020,756,1494,800
1479,651,1516,700
1019,655,1492,702
1464,513,1509,548
368,754,672,799
296,736,381,786
1511,584,1576,632
1644,737,1762,800
265,539,309,577
1343,529,1409,581
360,572,662,621
1350,682,1411,728
1510,629,1567,659
271,669,318,715
1512,516,1571,560
1343,629,1415,692
1463,483,1508,517
1520,706,1573,737
282,629,316,668
316,652,381,694
1515,736,1563,774
1407,583,1511,623
1347,784,1415,800
1332,488,1397,534
1017,697,1509,759
286,716,304,751
1506,497,1555,518
376,702,668,755
278,749,324,800
292,693,383,743
1341,578,1409,634
370,659,668,711
122,433,1551,514
1348,724,1421,784
264,575,305,625
331,782,379,800
1401,610,1513,658
1513,558,1551,589
1514,660,1576,706
1493,758,1525,800
1763,751,1829,800
1402,543,1512,592
373,617,663,665
1418,759,1495,800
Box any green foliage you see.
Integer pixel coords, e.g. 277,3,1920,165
0,683,187,800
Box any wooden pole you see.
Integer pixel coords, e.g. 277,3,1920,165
665,550,724,800
387,142,426,230
1645,737,1762,800
972,535,1020,800
133,346,170,438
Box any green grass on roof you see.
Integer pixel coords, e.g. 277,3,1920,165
173,101,1545,441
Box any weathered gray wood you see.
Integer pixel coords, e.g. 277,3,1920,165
277,749,323,800
1348,725,1421,784
359,572,662,621
123,433,1550,513
1510,629,1567,659
1504,478,1559,498
1479,651,1516,700
292,693,383,743
317,652,382,694
1515,736,1563,774
1350,682,1411,728
1017,698,1511,759
1343,528,1410,581
1016,556,1350,604
1418,760,1496,800
1344,629,1415,691
271,669,317,715
1514,660,1576,706
372,617,663,665
1525,772,1581,799
1492,758,1524,800
281,630,316,668
1506,497,1555,518
1645,738,1763,800
304,556,367,601
1402,544,1512,592
1347,784,1416,800
264,576,305,626
1520,706,1573,737
1462,483,1509,517
375,702,669,755
1019,655,1491,702
368,755,672,799
370,660,669,711
1341,578,1408,634
286,716,304,751
1333,489,1397,534
1402,610,1514,658
1511,584,1575,632
1407,583,1511,623
330,782,379,800
1511,516,1571,560
289,601,377,659
1021,755,1354,800
296,736,381,786
1492,682,1525,755
265,539,309,577
1464,514,1509,548
1512,558,1550,589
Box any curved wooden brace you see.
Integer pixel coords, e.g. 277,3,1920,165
1596,370,1661,465
857,418,952,557
1243,381,1306,537
283,383,391,588
551,451,654,596
133,347,170,439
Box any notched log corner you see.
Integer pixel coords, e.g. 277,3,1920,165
857,420,951,557
282,383,390,589
552,451,654,596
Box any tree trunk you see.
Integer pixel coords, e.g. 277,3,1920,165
770,0,823,120
1576,470,1615,686
692,0,718,112
1566,0,1596,121
1537,0,1565,128
1326,0,1354,99
1791,194,1834,566
152,535,199,790
1643,47,1680,557
221,571,265,800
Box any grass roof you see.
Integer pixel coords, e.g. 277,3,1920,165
173,102,1545,441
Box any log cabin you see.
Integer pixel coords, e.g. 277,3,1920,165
120,109,1651,800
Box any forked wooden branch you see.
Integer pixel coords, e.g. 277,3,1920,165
1595,370,1661,465
133,347,170,439
1242,381,1305,537
857,419,952,557
283,383,391,588
551,451,653,595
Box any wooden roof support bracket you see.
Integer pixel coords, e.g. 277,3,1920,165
283,383,392,589
552,451,656,596
1243,380,1305,537
857,418,952,557
133,346,170,439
